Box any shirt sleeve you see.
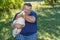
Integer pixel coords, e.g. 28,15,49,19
31,11,37,22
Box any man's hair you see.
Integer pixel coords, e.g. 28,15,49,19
24,3,32,7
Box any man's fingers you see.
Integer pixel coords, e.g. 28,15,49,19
14,24,23,29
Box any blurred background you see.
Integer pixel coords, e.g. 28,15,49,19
0,0,60,40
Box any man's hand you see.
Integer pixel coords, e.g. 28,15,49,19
14,24,24,29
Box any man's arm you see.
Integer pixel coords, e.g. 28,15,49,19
16,12,37,23
16,14,35,23
25,12,37,23
25,15,35,23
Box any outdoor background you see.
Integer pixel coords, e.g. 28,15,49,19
0,0,60,40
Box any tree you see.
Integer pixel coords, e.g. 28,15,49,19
44,0,58,4
0,0,23,11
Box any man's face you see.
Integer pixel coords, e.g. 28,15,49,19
23,5,32,14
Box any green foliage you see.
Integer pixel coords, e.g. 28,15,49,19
44,0,58,4
0,0,23,23
0,0,23,10
24,0,40,2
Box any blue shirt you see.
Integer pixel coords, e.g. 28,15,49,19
13,11,37,36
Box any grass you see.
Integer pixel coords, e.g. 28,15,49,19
36,2,60,40
37,7,60,40
0,1,60,40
